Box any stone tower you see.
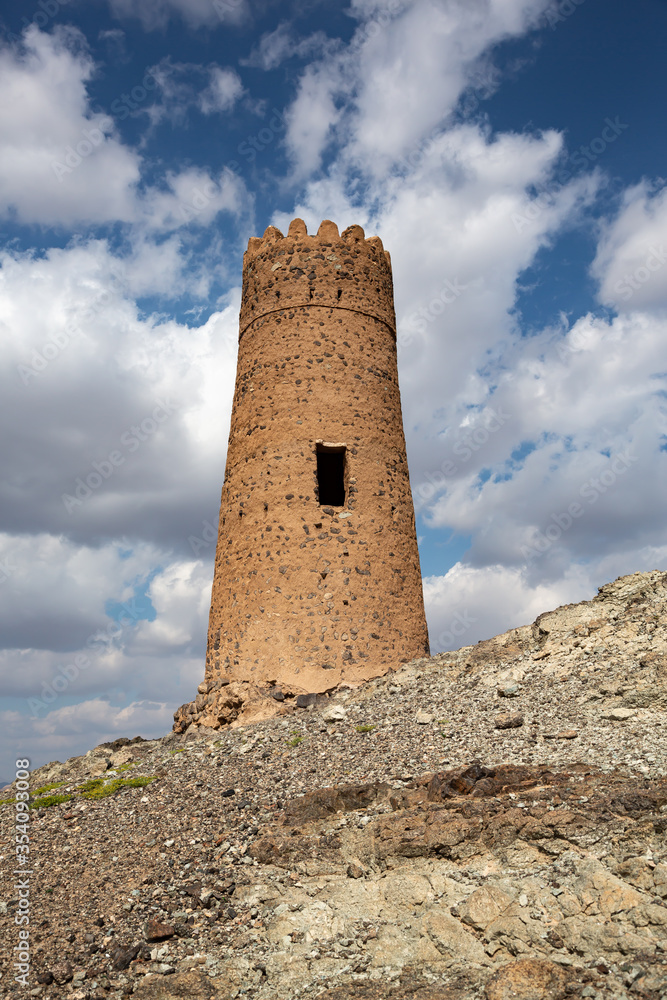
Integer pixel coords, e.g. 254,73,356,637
175,218,429,730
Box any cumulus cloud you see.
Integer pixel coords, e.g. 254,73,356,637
0,535,162,653
0,547,210,777
0,30,250,231
0,239,239,550
0,26,140,226
592,181,667,312
282,0,552,177
1,698,176,780
140,166,249,230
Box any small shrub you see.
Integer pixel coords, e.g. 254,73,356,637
80,778,104,793
80,776,154,800
115,763,137,772
123,776,154,789
436,719,449,726
355,725,375,734
169,748,185,755
33,781,66,795
30,794,72,809
286,736,304,747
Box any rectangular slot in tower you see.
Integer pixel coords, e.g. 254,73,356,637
316,443,346,506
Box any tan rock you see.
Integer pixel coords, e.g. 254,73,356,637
457,885,515,931
602,707,636,721
109,747,134,768
421,909,489,964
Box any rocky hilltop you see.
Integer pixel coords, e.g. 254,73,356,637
1,569,666,999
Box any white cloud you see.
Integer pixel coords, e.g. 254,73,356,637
592,181,667,312
3,0,666,784
0,238,239,550
0,30,251,231
0,26,140,226
424,539,667,654
130,561,213,655
140,166,249,230
199,66,244,114
31,698,173,738
107,0,248,30
282,0,552,177
424,561,593,651
418,308,667,573
0,698,175,780
285,62,345,177
0,534,162,654
241,24,332,71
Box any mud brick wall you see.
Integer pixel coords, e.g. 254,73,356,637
206,218,429,693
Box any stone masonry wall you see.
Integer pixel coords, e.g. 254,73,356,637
199,219,429,722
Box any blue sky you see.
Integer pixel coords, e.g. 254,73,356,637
1,0,666,779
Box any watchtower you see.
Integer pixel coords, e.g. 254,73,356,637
180,218,429,726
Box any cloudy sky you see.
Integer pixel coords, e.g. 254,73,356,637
1,0,665,781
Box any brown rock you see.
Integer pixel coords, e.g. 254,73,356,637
495,712,524,730
132,970,216,999
484,959,573,1000
111,943,141,970
347,860,366,878
50,960,73,984
284,780,391,823
145,918,175,942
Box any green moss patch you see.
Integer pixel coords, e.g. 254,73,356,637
355,724,376,733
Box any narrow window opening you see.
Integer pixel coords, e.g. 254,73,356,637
316,443,346,506
337,288,342,301
309,287,314,300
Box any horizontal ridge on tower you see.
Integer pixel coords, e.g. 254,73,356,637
239,219,395,341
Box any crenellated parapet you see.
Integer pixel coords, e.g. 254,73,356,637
239,218,396,341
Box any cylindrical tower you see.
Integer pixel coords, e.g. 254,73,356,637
178,218,429,728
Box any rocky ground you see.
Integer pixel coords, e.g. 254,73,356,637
1,569,666,999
